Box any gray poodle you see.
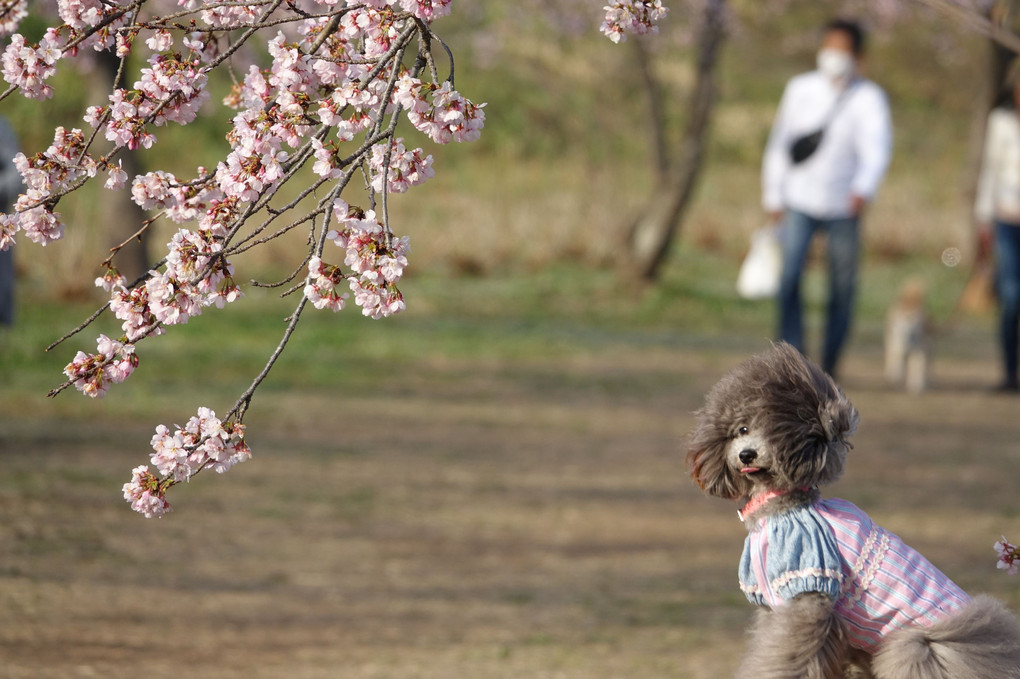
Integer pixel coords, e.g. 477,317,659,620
686,342,1020,678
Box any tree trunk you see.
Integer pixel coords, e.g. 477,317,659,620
90,51,151,283
631,35,669,183
623,0,726,282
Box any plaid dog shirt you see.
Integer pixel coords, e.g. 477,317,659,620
738,497,971,652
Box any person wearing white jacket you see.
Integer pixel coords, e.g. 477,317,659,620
762,18,892,377
974,65,1020,393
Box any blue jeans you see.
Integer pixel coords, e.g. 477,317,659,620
776,209,859,375
996,221,1020,386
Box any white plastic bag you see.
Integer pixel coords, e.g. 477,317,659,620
736,226,782,300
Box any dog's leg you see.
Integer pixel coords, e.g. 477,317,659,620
844,647,876,679
872,595,1020,679
904,349,927,394
736,592,847,679
884,319,906,385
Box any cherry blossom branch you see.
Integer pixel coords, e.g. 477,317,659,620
4,1,480,518
102,214,162,267
228,293,309,423
45,302,111,353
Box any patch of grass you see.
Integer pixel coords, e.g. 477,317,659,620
4,242,983,427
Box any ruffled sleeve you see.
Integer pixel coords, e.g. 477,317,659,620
739,536,764,606
764,506,845,605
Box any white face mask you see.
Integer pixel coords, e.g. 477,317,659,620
817,48,855,81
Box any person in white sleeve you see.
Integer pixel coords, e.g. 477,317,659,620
974,61,1020,393
762,18,893,378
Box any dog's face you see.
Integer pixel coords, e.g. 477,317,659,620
726,423,779,492
687,343,859,500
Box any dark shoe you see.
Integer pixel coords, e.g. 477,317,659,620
990,380,1020,394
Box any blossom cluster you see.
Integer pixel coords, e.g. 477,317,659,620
3,2,484,516
129,169,217,224
1,31,60,99
0,1,27,37
996,536,1019,575
150,407,251,482
2,0,135,99
304,256,349,312
2,126,98,248
57,0,114,33
103,227,242,347
121,407,251,518
122,466,170,519
394,75,486,144
306,199,410,318
600,0,670,43
63,334,138,398
369,137,434,194
89,51,211,152
394,0,453,22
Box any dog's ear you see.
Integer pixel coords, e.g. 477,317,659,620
687,444,744,500
686,412,747,500
763,342,858,489
799,389,857,488
821,390,859,443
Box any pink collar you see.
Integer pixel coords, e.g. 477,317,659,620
738,488,810,522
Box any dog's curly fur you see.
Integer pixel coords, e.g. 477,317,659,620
687,342,1020,679
688,341,858,503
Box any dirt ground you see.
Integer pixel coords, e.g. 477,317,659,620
2,327,1020,678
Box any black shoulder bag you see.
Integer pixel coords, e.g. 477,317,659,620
789,81,856,165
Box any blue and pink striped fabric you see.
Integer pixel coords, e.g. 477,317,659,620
739,497,971,653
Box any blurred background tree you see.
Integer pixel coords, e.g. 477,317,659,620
397,0,1020,283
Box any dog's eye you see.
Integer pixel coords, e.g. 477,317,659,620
737,426,749,436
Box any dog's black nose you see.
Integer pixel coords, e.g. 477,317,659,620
738,449,758,465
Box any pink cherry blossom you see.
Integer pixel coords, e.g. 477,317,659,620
131,170,176,210
310,137,343,179
0,0,27,37
63,334,138,398
349,278,406,319
312,199,411,319
394,75,486,144
57,0,107,31
6,126,97,245
104,161,127,190
1,31,61,99
145,30,174,52
109,284,163,342
398,0,453,23
303,255,348,312
128,407,250,513
0,214,15,250
600,0,669,43
369,137,434,194
996,536,1019,575
94,267,126,293
133,52,210,126
15,205,64,245
123,466,172,518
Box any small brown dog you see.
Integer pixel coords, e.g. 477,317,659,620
884,279,930,394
